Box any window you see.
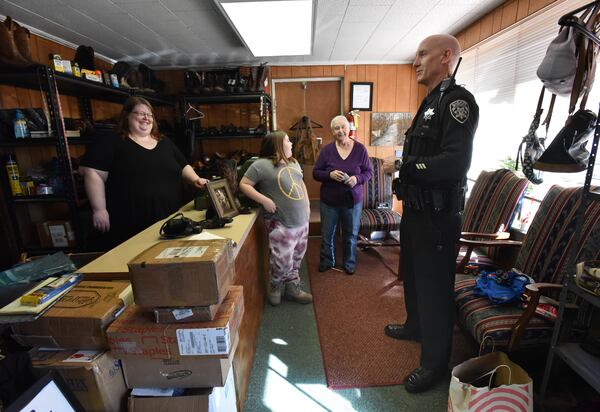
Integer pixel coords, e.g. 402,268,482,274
458,0,599,210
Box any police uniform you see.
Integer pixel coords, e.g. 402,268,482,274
399,81,478,372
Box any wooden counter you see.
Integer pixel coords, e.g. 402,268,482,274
78,204,268,411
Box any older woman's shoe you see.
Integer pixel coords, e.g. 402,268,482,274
318,263,332,272
404,367,446,393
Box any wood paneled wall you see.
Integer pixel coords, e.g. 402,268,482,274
455,0,559,50
270,65,426,161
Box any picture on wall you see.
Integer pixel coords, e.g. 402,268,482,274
370,112,413,147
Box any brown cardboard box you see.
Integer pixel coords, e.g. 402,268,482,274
153,300,220,323
12,281,132,349
107,286,243,360
128,239,235,307
36,220,76,248
30,348,127,412
121,332,238,388
128,367,237,412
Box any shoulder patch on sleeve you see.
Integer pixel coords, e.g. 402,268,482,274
449,100,469,124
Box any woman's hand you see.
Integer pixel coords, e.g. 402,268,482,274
345,176,358,188
329,170,348,182
92,209,110,232
262,198,277,213
193,177,209,188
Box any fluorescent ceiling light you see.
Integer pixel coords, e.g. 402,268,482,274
217,0,314,57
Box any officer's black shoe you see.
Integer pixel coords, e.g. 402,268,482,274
318,263,332,272
404,367,446,394
384,324,420,341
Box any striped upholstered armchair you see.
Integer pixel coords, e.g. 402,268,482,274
457,169,529,272
358,157,402,248
454,185,600,352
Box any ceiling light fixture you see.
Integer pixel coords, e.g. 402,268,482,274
215,0,315,57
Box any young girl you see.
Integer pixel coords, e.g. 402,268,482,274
239,131,312,306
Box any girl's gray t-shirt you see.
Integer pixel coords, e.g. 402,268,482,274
244,158,308,228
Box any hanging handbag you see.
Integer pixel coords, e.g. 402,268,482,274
516,87,551,184
448,351,533,412
537,26,577,97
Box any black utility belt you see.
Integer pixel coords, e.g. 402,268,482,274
399,184,465,212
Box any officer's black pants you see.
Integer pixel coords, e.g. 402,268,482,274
400,206,462,370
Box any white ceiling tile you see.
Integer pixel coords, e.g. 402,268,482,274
344,5,390,23
1,0,505,67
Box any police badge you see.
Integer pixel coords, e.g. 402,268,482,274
449,100,469,124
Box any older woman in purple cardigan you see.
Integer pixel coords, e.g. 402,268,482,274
313,115,372,275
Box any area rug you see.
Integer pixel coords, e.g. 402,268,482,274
307,238,477,389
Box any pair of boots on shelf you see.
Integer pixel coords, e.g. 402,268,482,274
0,16,34,67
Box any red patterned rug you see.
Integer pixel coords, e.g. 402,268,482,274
307,238,477,389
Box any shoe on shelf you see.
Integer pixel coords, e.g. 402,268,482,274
384,324,420,341
269,283,284,306
318,263,332,272
284,281,313,304
404,366,447,393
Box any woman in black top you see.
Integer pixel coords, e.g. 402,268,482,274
80,96,208,248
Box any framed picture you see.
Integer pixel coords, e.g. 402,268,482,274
349,82,373,111
371,112,413,147
206,179,239,219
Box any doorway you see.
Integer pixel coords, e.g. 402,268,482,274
272,78,343,198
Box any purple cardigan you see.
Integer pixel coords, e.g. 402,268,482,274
313,141,372,206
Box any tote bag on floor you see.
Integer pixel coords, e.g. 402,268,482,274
448,351,533,412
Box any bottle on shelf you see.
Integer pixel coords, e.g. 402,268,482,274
13,109,30,139
5,154,23,196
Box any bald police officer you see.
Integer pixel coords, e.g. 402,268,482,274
384,34,479,393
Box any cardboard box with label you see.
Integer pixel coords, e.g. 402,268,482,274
36,220,76,248
12,281,132,349
128,239,235,307
153,300,221,323
121,332,238,388
30,348,127,412
107,285,243,359
128,367,237,412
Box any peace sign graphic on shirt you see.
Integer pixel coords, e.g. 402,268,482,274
277,166,304,200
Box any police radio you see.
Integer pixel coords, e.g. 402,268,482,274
439,57,462,93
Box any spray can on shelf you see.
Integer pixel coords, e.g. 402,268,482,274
5,154,23,196
13,109,30,138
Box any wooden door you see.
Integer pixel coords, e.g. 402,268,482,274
273,80,341,199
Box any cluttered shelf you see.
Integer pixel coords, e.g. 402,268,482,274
182,92,271,105
0,65,175,106
0,137,93,147
567,280,600,308
554,343,600,393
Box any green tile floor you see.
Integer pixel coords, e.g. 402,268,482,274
243,254,450,412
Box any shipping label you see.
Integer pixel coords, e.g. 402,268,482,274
155,246,208,259
176,324,230,356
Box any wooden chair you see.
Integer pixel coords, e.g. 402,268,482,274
457,169,529,273
357,157,402,249
454,185,600,352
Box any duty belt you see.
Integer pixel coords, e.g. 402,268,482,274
399,184,466,212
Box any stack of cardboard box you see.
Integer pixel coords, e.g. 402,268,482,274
13,281,133,411
107,239,242,411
